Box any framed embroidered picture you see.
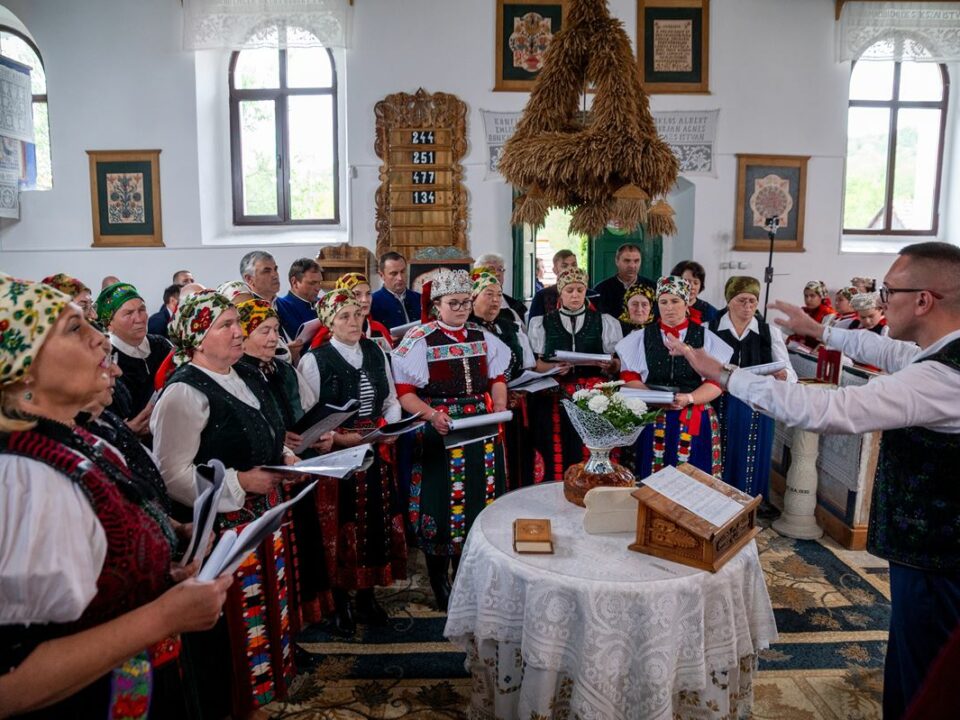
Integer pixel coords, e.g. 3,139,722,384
495,0,569,91
733,154,808,252
87,149,163,247
637,0,710,94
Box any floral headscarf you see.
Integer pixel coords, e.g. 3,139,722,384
96,282,142,326
0,273,72,387
850,292,881,312
804,281,829,299
836,286,859,302
656,275,691,304
335,272,369,292
316,290,361,328
216,280,253,303
470,269,500,299
41,273,89,299
235,298,278,338
619,284,656,326
168,290,233,365
556,267,588,293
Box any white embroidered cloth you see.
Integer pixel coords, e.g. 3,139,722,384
444,482,778,720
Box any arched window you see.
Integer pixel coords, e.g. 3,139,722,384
0,26,51,190
843,43,949,235
229,28,339,225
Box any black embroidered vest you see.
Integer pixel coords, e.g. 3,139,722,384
422,325,489,399
542,309,603,357
643,323,706,393
472,310,525,382
237,354,305,430
166,362,285,472
709,310,773,368
309,339,390,422
867,338,960,570
110,334,170,418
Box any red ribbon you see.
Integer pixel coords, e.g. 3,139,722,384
659,319,689,338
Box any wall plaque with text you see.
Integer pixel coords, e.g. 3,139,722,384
637,0,710,94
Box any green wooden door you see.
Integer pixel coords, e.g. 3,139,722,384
588,225,662,287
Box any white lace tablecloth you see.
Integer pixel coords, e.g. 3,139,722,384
443,482,778,720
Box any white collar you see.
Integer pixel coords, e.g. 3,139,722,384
437,319,465,332
717,313,759,339
388,288,406,301
331,336,362,356
110,333,151,359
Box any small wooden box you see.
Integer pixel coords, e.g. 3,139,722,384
629,464,760,572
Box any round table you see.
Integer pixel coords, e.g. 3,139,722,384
443,482,778,720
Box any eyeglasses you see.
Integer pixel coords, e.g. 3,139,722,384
879,286,945,304
444,299,473,311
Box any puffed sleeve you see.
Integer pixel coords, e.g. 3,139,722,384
391,336,430,388
703,328,735,364
379,346,402,423
615,330,649,381
294,363,318,412
601,313,623,354
517,328,536,370
481,330,512,378
527,315,546,355
0,456,106,624
298,351,320,396
150,383,246,512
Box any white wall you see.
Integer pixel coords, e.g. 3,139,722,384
0,0,952,308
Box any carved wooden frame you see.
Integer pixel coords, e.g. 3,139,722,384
374,88,469,261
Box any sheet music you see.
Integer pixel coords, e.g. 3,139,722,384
447,410,513,431
359,413,425,442
265,444,374,478
178,459,227,566
295,318,323,344
548,350,611,365
619,388,675,404
642,466,743,528
507,367,564,389
742,360,787,376
293,409,357,454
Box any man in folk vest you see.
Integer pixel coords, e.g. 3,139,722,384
671,241,960,719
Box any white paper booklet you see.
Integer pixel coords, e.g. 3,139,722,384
178,459,228,566
389,320,420,339
295,318,323,344
360,413,425,442
291,399,359,454
642,465,743,528
265,444,374,478
548,350,612,365
198,480,318,580
619,387,676,405
507,367,563,390
447,410,513,431
742,360,787,376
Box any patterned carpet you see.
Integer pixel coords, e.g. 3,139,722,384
265,527,890,719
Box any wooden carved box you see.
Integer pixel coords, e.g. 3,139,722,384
629,463,760,572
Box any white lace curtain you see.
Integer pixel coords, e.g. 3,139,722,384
837,1,960,62
183,0,352,50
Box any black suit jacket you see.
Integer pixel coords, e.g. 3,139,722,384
147,307,171,337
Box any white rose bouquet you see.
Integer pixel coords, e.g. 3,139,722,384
571,380,660,433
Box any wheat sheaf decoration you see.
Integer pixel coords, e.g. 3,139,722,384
499,0,679,237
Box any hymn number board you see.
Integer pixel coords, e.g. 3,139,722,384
375,89,468,260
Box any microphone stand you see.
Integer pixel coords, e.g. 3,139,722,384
762,216,780,321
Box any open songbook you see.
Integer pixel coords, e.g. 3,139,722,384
290,399,358,455
198,480,318,580
507,367,564,393
178,459,228,567
294,318,323,345
264,443,375,478
359,412,426,442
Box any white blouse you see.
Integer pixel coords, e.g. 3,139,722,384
391,322,512,388
151,364,287,512
0,455,107,624
527,310,623,356
715,314,798,383
298,338,402,424
616,325,734,382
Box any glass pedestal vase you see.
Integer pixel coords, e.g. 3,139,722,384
563,445,635,507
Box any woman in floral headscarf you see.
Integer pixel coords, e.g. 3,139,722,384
527,267,622,484
0,273,229,718
308,272,394,354
825,286,860,330
298,291,407,633
42,272,96,322
787,281,835,347
616,276,733,478
619,283,656,334
150,290,299,720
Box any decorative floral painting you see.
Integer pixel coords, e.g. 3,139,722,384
734,154,808,252
87,150,163,247
496,0,568,91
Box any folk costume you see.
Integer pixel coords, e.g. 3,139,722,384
619,283,657,335
0,275,177,719
97,282,172,421
308,273,394,354
789,281,836,347
299,291,407,630
709,277,797,498
850,292,890,337
391,269,511,607
469,270,537,490
825,286,860,330
527,268,622,483
151,290,296,719
617,276,732,479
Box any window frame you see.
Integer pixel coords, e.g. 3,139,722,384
228,45,341,226
842,57,950,237
0,24,51,191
